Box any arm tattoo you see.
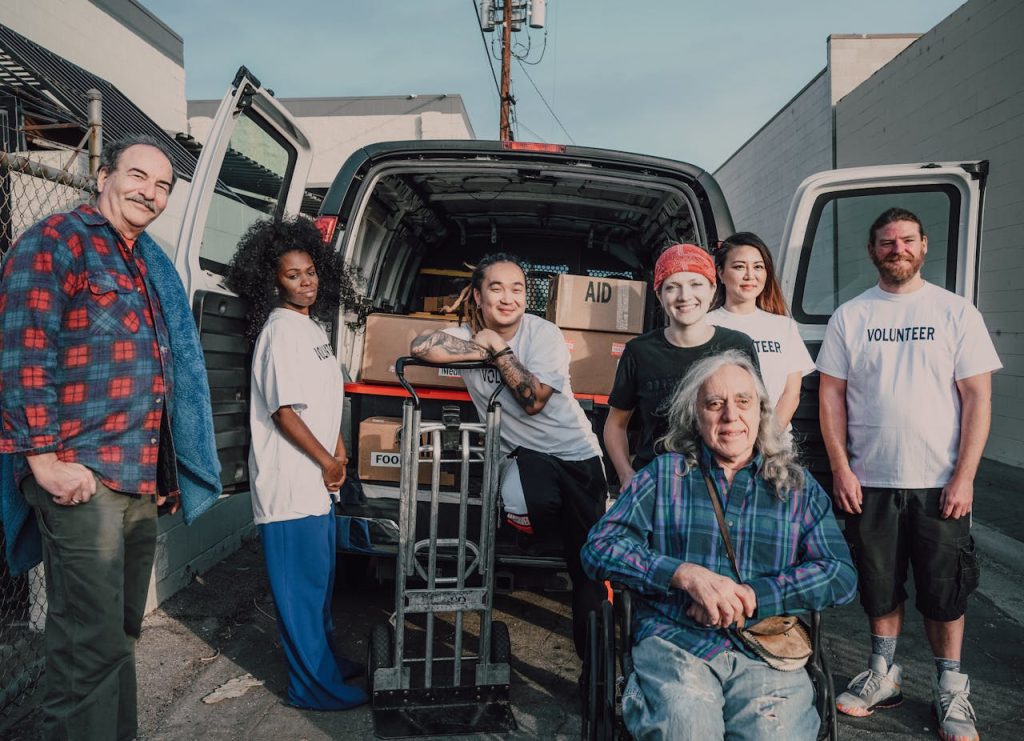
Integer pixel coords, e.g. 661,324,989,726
495,353,542,411
410,331,490,360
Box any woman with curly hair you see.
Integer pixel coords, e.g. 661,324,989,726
226,216,367,711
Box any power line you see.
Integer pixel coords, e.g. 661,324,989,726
470,0,502,101
516,57,574,144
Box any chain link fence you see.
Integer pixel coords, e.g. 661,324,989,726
0,148,94,721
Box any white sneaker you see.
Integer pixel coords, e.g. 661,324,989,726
933,670,979,741
836,653,904,717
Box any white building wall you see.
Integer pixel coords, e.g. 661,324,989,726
714,72,832,253
834,0,1024,466
270,109,474,188
188,98,475,189
714,35,918,254
0,0,186,132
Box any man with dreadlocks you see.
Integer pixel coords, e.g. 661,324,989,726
411,252,607,661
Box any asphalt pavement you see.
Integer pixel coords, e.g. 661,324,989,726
3,458,1023,740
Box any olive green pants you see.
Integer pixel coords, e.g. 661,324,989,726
23,475,157,741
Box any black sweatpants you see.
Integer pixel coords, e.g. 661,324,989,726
513,447,608,659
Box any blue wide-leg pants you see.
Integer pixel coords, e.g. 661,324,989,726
259,513,368,710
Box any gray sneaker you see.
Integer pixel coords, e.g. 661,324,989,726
933,670,979,741
836,653,904,717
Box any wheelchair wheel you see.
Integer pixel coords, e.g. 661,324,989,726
581,601,618,741
581,608,599,740
599,600,616,741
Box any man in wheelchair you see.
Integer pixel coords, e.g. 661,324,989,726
581,351,857,740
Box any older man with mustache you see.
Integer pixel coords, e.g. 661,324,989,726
818,208,1001,741
0,134,221,740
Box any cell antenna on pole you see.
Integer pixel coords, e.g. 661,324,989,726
479,0,495,31
530,0,546,28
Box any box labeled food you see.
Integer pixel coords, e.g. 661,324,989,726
359,313,466,389
357,416,455,486
546,274,646,334
561,329,635,396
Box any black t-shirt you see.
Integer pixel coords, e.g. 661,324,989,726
607,326,761,470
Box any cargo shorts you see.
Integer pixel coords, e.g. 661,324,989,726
844,487,979,622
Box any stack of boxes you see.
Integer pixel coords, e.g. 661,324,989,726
354,273,647,484
545,274,646,396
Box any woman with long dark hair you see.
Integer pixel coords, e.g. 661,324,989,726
226,216,366,711
707,232,814,430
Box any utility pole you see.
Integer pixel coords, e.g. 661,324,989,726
482,0,544,141
499,0,513,141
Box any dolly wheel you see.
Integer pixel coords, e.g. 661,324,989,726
367,623,392,694
491,621,512,664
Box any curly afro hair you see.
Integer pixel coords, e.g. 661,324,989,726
225,216,359,342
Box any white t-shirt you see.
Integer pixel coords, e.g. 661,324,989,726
249,309,345,524
445,313,602,461
816,282,1001,488
707,307,815,406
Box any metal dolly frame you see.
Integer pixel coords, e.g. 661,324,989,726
367,357,516,738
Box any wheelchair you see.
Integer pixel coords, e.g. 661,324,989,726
580,588,838,741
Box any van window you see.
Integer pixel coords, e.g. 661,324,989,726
198,112,297,272
793,186,960,323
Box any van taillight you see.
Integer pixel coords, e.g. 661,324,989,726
315,216,338,244
501,141,567,154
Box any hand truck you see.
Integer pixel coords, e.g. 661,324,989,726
366,356,516,737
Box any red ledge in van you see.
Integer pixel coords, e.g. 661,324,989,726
344,382,608,407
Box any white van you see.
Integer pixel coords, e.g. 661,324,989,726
173,70,986,576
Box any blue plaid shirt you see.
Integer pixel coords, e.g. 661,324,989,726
0,205,173,496
581,445,856,661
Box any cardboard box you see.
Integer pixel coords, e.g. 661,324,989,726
422,294,461,313
359,313,466,389
546,274,647,334
562,329,634,396
357,416,455,486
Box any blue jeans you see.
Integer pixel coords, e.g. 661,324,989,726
623,635,819,741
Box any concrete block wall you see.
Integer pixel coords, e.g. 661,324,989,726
835,0,1024,466
713,71,832,253
0,0,187,133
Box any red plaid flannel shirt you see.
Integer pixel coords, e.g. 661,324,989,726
0,205,173,496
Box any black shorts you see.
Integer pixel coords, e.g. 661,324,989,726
844,487,979,622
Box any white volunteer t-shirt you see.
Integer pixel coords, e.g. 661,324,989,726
707,307,815,406
249,308,344,524
816,282,1001,488
445,313,602,461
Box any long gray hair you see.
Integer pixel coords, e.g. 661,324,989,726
657,350,804,497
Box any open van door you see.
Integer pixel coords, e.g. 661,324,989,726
172,67,312,494
173,66,313,300
776,161,987,491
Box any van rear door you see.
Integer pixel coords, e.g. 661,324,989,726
777,161,987,492
174,66,313,299
173,66,313,492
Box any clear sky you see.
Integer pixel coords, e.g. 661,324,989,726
140,0,965,171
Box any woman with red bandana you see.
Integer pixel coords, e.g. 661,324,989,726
604,244,760,490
